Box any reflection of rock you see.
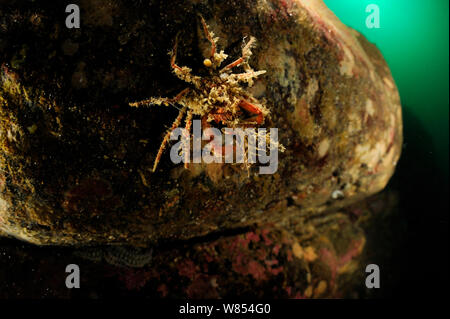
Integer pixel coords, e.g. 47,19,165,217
75,245,153,268
0,0,402,246
0,188,399,298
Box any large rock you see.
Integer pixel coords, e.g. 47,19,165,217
0,0,402,245
0,189,399,298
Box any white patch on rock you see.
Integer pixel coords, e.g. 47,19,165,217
383,77,394,89
331,190,344,199
306,78,319,99
339,45,355,77
366,99,375,117
318,138,330,158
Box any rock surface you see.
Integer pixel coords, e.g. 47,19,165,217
0,0,402,245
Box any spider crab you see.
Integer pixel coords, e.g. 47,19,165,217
130,15,272,172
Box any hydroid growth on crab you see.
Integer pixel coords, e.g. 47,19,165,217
129,15,283,173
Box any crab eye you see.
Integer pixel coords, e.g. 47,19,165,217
203,59,212,67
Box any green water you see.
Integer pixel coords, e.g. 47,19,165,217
324,0,449,176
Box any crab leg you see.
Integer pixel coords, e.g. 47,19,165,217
169,35,202,86
172,88,190,103
183,110,193,169
221,57,244,71
170,35,183,71
227,70,266,83
199,15,216,58
152,106,187,172
129,88,189,108
239,100,264,125
220,36,257,72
